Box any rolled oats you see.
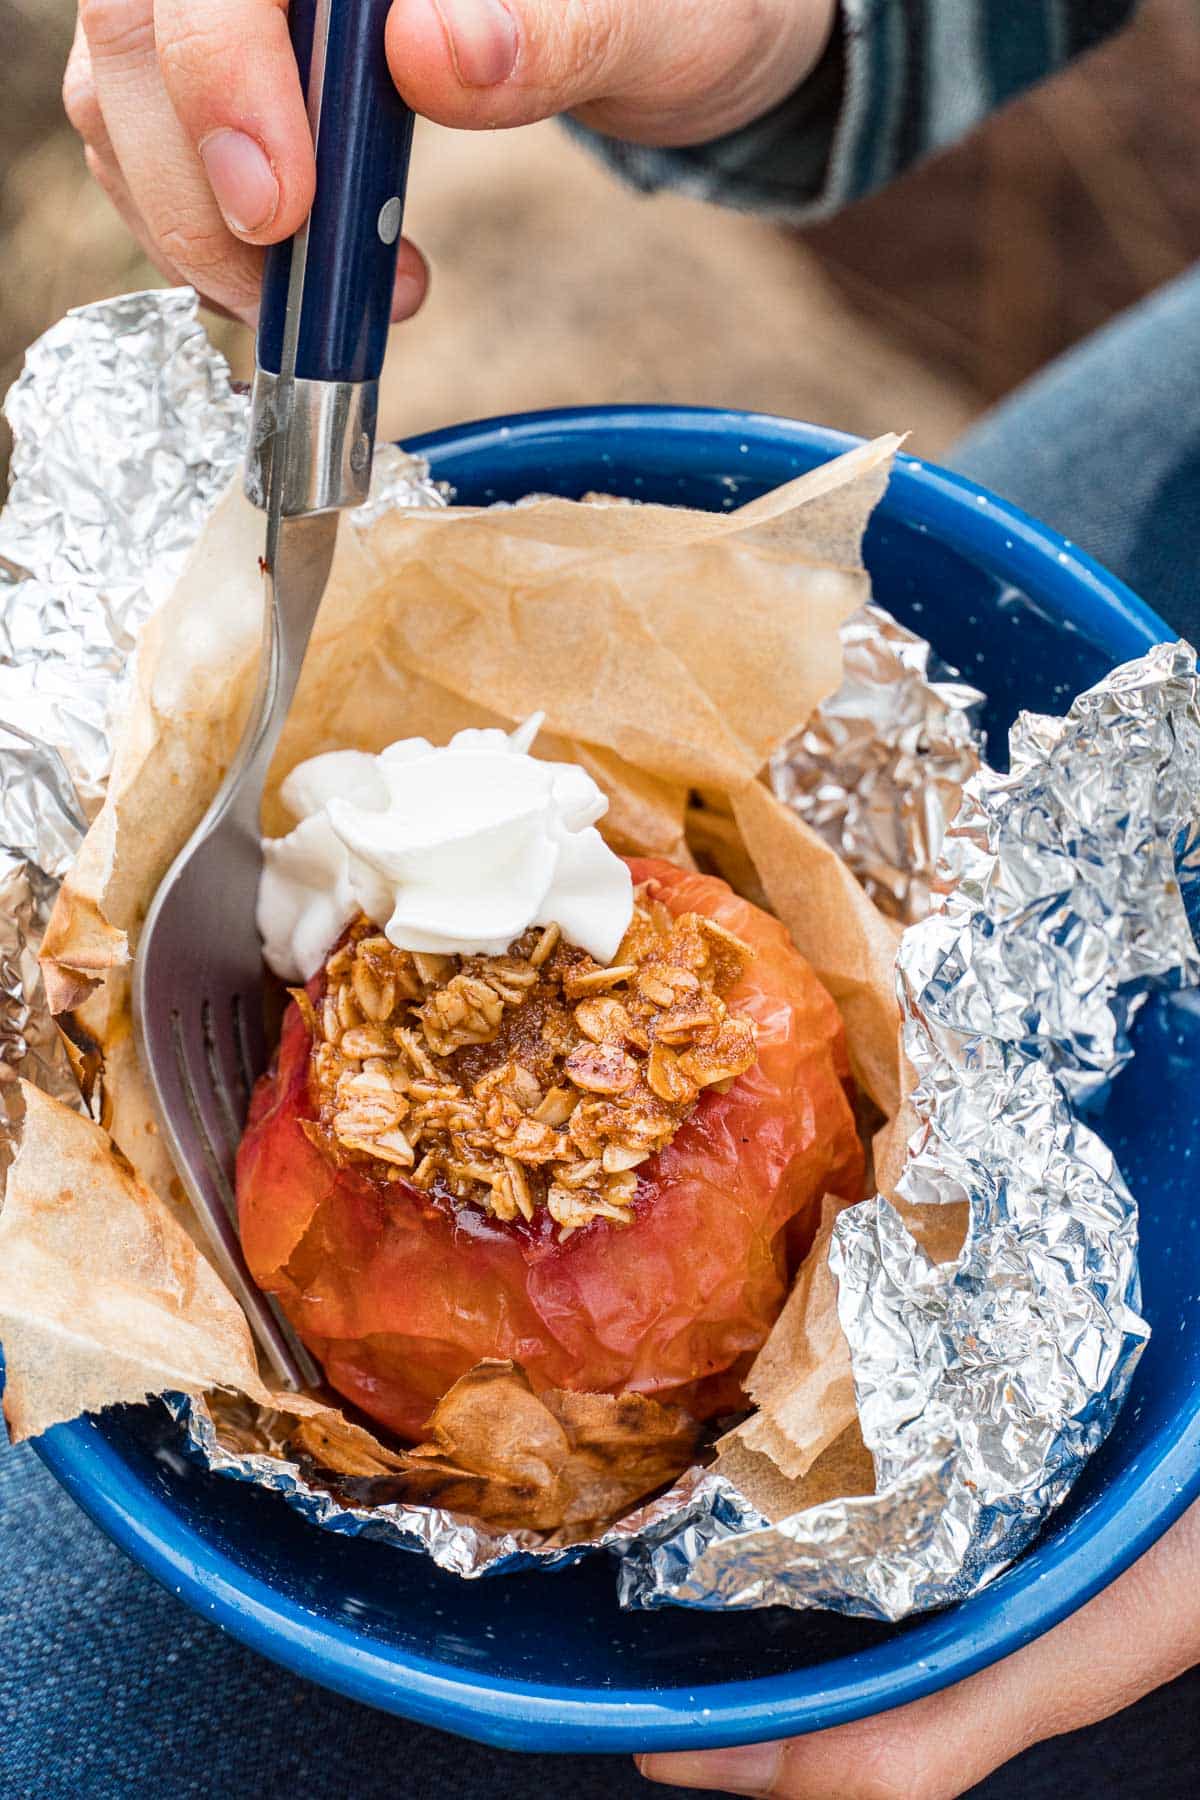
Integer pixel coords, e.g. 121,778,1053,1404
305,886,759,1234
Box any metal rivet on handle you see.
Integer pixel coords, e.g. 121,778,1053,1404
377,197,403,246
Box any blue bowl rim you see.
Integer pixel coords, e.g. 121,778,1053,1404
34,405,1199,1755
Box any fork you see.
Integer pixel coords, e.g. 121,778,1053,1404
132,0,415,1389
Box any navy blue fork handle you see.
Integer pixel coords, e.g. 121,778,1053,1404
257,0,415,384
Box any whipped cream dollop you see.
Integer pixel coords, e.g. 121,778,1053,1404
258,717,634,982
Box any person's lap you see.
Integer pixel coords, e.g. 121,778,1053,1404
6,275,1200,1800
3,1430,1197,1798
0,1433,675,1800
951,261,1200,646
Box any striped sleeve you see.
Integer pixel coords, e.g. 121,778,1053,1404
567,0,1141,224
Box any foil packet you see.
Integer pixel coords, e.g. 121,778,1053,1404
1,290,1194,1617
771,601,985,924
617,639,1198,1612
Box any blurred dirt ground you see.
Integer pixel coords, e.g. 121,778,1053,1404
4,1,1200,488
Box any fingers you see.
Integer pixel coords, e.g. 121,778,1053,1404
154,0,314,242
77,0,264,321
63,18,108,154
385,0,837,147
85,144,187,285
66,22,189,284
391,238,430,323
638,1502,1200,1799
69,1,430,331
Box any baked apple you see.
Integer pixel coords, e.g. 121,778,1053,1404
237,858,864,1440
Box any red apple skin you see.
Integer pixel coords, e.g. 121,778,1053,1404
237,858,865,1440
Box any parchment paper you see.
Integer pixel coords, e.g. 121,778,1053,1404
1,434,906,1529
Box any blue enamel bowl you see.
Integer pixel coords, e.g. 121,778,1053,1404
34,409,1200,1754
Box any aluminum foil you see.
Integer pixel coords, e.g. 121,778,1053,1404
0,291,243,1122
771,601,984,924
0,292,442,1127
617,640,1198,1613
2,289,1194,1616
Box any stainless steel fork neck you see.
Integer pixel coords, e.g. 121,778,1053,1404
241,0,374,522
245,372,378,516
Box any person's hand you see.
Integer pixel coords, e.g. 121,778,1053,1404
64,0,837,327
64,0,430,326
637,1499,1200,1798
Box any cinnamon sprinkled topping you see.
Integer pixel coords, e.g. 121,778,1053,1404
305,892,758,1235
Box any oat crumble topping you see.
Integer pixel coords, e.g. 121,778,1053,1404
298,888,759,1235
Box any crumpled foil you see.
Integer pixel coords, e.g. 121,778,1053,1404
0,291,241,1123
616,640,1197,1613
2,289,1195,1616
771,602,984,924
0,291,443,1128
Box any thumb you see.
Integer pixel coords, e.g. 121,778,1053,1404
155,0,316,243
386,0,836,147
637,1502,1200,1799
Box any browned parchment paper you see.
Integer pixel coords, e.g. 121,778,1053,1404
0,1082,272,1436
712,1424,877,1523
1,434,910,1534
287,1363,704,1534
204,1362,702,1535
722,1191,860,1483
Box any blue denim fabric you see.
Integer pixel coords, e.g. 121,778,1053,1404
952,262,1200,647
3,1431,1197,1798
6,272,1200,1799
0,1435,703,1800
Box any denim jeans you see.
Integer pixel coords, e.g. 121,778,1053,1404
5,271,1200,1798
953,261,1200,648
